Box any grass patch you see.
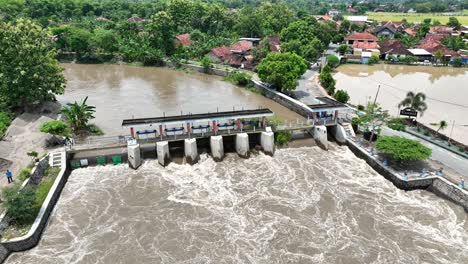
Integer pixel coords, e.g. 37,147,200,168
0,111,12,140
275,131,292,146
18,168,32,181
365,12,468,24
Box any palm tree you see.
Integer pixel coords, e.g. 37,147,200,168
399,92,428,117
437,120,448,133
61,96,96,133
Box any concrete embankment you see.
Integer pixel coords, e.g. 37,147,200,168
0,152,69,263
346,138,468,212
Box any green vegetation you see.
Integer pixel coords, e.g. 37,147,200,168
368,56,380,65
387,118,407,131
337,44,351,55
275,131,292,146
326,55,340,68
319,65,336,95
0,111,12,139
225,71,252,86
436,120,448,133
257,52,307,92
40,120,69,137
376,136,432,161
61,96,96,133
333,90,350,104
0,19,65,111
19,168,32,181
366,12,468,25
200,56,212,73
399,92,428,117
356,103,389,141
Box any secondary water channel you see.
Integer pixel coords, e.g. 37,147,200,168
334,64,468,145
5,64,468,263
57,64,303,136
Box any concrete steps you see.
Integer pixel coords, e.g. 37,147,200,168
49,151,65,168
342,123,355,138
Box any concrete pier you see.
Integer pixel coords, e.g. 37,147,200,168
330,124,347,144
156,141,170,166
313,125,328,150
260,131,275,156
210,136,224,161
235,133,250,158
184,138,199,164
127,143,142,169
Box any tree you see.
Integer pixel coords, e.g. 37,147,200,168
0,19,65,111
146,11,176,55
452,58,463,68
3,185,38,225
399,92,428,117
327,55,339,68
376,136,432,161
368,56,380,65
256,52,307,92
436,120,448,133
359,103,388,142
334,90,350,103
61,96,96,133
337,44,351,55
447,17,461,28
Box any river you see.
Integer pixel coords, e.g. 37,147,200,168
57,64,302,136
334,64,468,144
6,147,468,263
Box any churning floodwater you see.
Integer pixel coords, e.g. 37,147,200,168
58,64,302,136
7,146,468,264
334,64,468,144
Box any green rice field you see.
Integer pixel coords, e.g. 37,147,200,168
364,11,468,24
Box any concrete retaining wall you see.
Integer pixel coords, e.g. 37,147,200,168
164,61,232,77
252,80,314,118
0,152,69,262
347,139,468,212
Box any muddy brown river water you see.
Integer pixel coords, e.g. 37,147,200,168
6,147,468,263
6,64,468,264
57,64,302,136
334,64,468,144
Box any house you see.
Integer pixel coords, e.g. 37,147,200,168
328,9,340,17
379,39,411,60
207,46,231,63
374,24,397,39
403,28,417,37
407,8,417,14
175,33,192,47
127,16,146,23
407,49,432,61
347,6,358,13
345,32,378,46
268,36,281,52
95,17,111,22
347,16,368,24
361,51,373,64
238,38,261,46
429,26,454,36
317,15,333,22
230,40,253,54
353,42,380,57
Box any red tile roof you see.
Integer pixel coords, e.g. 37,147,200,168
404,28,416,36
319,15,333,21
429,26,453,35
345,32,378,41
269,36,281,52
230,40,253,52
210,46,231,58
175,33,192,46
353,42,379,49
379,39,410,55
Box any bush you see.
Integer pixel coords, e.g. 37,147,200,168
225,71,252,86
35,178,55,209
326,83,336,95
326,55,340,68
333,90,350,103
275,131,292,146
368,56,380,65
387,118,407,131
19,168,32,181
87,124,104,136
0,111,12,139
376,136,432,161
452,58,463,68
140,48,164,66
3,186,38,226
357,104,365,111
40,120,69,136
200,56,212,72
337,44,350,55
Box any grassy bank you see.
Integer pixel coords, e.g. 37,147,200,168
365,11,468,24
0,112,12,140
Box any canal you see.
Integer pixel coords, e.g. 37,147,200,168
334,64,468,144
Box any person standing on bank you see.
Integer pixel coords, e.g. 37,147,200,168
5,169,13,184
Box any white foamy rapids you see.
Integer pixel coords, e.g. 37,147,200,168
6,146,468,264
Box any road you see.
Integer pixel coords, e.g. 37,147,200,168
382,127,468,178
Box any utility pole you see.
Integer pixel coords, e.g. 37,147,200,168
372,85,381,106
448,120,455,145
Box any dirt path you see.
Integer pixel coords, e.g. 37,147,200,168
0,102,60,188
